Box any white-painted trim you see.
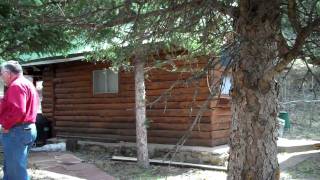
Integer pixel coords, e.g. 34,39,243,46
21,56,85,67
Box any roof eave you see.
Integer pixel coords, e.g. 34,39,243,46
21,55,85,67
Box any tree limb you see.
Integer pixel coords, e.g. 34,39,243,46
288,0,301,32
209,0,239,19
303,58,320,85
35,0,238,29
264,17,320,80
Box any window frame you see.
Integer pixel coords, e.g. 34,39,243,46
220,75,232,96
92,69,119,95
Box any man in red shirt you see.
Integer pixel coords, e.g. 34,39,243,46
0,61,39,180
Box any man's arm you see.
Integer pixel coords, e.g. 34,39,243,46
0,85,27,129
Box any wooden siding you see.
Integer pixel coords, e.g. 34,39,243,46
41,60,231,146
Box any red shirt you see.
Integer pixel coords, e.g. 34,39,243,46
0,75,39,129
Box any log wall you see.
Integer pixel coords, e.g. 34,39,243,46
41,60,231,146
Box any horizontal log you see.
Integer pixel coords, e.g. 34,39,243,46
146,87,210,97
211,129,230,139
41,108,53,113
55,93,93,99
56,121,135,129
46,117,54,122
148,136,213,146
56,132,214,146
42,92,53,97
211,108,232,116
119,74,193,83
211,115,231,123
55,81,91,88
53,109,211,117
54,101,207,111
41,103,53,108
55,69,93,78
55,127,136,136
148,101,208,109
54,126,210,139
120,80,208,91
42,76,53,81
54,93,212,104
54,115,211,124
56,98,135,104
42,98,54,104
54,90,212,100
43,71,53,77
148,130,211,139
54,109,133,116
52,69,216,88
53,75,90,84
146,109,212,117
55,91,178,99
42,81,53,87
121,68,220,79
55,116,132,122
148,123,211,131
147,93,211,102
42,112,53,117
121,71,191,78
55,63,96,73
211,122,231,131
210,100,231,108
55,103,135,110
48,77,207,91
55,87,91,94
55,120,211,131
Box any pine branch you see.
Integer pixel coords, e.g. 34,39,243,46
264,17,320,80
288,0,301,32
34,0,238,30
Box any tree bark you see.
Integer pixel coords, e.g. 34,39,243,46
134,54,150,168
228,1,281,179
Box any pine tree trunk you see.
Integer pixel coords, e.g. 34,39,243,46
228,1,281,179
134,55,150,168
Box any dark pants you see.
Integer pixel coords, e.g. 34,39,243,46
2,123,37,180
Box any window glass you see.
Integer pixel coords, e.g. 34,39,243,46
221,75,232,95
93,69,118,94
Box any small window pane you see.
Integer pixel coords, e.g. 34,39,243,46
93,69,118,94
221,76,232,95
107,71,118,93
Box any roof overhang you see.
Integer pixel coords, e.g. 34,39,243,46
21,55,85,67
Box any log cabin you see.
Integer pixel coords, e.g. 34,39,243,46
21,52,231,147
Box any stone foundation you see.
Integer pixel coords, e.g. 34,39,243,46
47,138,229,166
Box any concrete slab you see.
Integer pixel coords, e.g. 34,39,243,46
277,138,320,153
278,150,320,170
29,151,115,180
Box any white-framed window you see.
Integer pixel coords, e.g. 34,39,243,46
221,75,232,95
93,69,118,94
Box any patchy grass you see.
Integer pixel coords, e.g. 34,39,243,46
281,155,320,180
283,123,320,141
73,150,227,180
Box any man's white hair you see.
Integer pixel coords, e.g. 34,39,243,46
1,60,23,75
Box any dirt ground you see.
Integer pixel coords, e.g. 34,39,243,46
0,146,318,179
71,149,320,180
281,154,320,180
73,149,227,180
